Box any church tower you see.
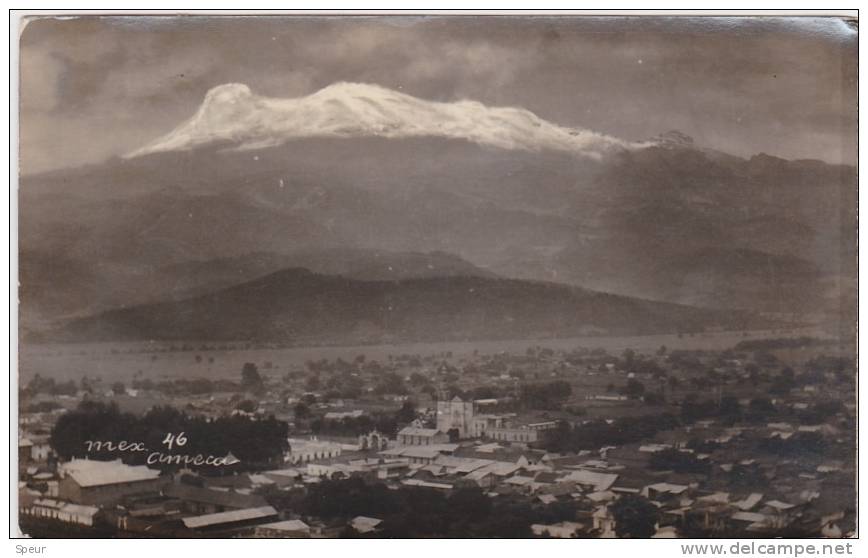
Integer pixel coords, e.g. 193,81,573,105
436,395,475,438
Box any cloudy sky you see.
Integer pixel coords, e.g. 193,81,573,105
19,15,856,174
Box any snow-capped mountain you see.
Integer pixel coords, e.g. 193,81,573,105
127,82,646,159
20,80,856,338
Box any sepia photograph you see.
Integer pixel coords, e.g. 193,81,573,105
12,12,858,540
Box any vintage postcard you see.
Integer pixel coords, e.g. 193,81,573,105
15,13,857,540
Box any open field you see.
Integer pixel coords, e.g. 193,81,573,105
19,326,834,383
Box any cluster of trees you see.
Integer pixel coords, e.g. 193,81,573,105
619,378,647,399
286,477,665,538
372,372,409,396
758,431,827,457
287,477,591,537
407,371,430,387
21,400,64,413
305,356,387,376
301,359,399,399
50,401,288,471
733,337,831,351
681,395,736,423
767,367,797,395
648,448,711,474
303,373,365,401
721,462,767,490
541,414,679,454
620,349,666,378
525,346,557,359
682,392,845,427
130,377,242,396
806,355,854,386
311,413,396,438
23,374,78,396
309,401,416,438
610,494,661,538
466,358,509,377
562,347,615,368
306,356,366,374
241,362,264,393
519,381,572,410
665,351,706,374
680,394,779,425
797,400,845,425
122,362,270,397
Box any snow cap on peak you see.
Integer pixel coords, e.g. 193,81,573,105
204,82,253,101
651,130,696,148
127,81,646,159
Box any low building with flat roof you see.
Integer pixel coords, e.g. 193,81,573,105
181,505,278,533
254,519,311,538
21,498,100,526
286,438,343,464
58,459,167,506
397,427,449,446
163,483,267,515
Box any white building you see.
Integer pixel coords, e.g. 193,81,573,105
396,427,449,446
286,438,342,464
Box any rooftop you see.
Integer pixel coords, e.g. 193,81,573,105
563,469,618,491
182,506,277,529
164,483,267,509
398,427,443,437
62,459,162,488
257,519,310,532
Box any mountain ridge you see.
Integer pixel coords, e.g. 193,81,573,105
19,133,855,331
19,247,495,326
39,267,760,344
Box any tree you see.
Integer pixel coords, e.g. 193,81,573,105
681,397,715,423
235,399,257,413
649,448,710,474
50,401,288,469
395,401,416,424
111,382,126,396
520,381,572,410
374,372,408,395
743,363,760,386
305,375,321,391
409,372,428,386
241,362,264,392
622,348,636,367
748,397,776,420
621,379,646,399
50,401,127,460
610,495,660,538
770,371,796,395
719,395,741,417
447,486,492,521
294,402,311,420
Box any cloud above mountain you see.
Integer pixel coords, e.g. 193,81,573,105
19,16,857,173
127,82,643,159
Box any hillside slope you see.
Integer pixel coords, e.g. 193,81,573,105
44,269,757,344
